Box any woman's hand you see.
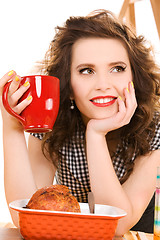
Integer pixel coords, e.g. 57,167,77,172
87,81,137,135
0,70,32,129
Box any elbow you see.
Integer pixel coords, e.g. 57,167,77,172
12,218,19,228
10,210,19,228
114,223,130,237
114,207,134,236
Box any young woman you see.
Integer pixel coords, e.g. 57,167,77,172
0,10,160,236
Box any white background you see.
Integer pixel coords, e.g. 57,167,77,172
0,0,159,223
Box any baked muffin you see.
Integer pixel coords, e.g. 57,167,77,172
26,184,81,213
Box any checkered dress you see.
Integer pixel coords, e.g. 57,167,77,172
31,112,160,203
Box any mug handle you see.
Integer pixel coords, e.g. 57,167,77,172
2,81,26,126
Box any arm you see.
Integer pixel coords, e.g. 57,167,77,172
86,128,159,235
28,134,56,189
85,81,159,235
0,71,56,226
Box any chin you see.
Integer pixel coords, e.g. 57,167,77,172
93,109,118,120
81,108,118,124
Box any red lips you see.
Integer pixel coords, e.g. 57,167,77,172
90,96,117,107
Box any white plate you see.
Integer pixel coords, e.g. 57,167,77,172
9,199,127,218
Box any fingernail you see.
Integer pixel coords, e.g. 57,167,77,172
119,96,122,100
15,76,20,82
8,70,14,76
131,81,134,88
27,95,32,101
126,88,129,93
23,81,30,87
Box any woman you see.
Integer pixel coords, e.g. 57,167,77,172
0,10,160,236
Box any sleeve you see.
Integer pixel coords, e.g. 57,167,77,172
30,133,45,140
149,114,160,151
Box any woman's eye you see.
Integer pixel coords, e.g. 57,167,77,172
111,66,126,73
79,68,94,75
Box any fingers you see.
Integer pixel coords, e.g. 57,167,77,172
114,96,127,124
0,70,21,95
9,81,30,108
0,70,16,93
13,95,33,115
8,74,22,95
0,70,32,115
124,81,137,114
116,81,137,127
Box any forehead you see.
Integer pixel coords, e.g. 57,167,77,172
71,37,130,65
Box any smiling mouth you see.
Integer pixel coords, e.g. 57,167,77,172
90,97,117,107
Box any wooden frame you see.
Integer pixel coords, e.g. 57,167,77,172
150,0,160,39
118,0,160,39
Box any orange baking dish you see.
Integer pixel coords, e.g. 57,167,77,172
9,199,126,240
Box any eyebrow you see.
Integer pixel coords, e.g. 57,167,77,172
76,63,95,69
76,61,127,69
108,61,127,67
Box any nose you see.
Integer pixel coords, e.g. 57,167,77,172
95,73,111,91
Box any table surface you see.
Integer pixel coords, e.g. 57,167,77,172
0,223,154,240
0,228,22,240
123,231,153,240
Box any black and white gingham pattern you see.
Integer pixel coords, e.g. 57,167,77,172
149,113,160,151
56,130,91,202
31,112,160,202
31,133,45,140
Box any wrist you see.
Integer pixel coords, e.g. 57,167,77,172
2,113,24,133
86,120,108,137
86,125,106,143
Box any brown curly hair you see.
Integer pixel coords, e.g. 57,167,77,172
40,10,160,182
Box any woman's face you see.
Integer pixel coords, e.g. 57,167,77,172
70,37,133,125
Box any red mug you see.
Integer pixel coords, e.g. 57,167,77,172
2,75,60,133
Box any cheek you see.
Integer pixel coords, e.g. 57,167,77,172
73,88,86,104
71,78,88,100
115,83,125,97
71,83,84,102
115,74,132,96
71,81,79,96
